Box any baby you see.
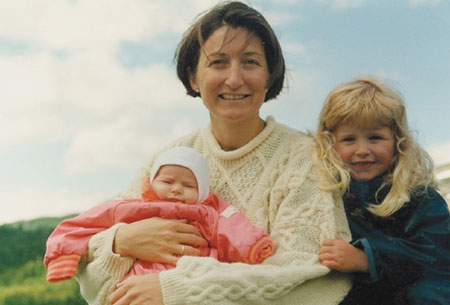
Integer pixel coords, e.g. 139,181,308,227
45,146,273,283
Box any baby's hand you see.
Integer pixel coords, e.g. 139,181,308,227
319,238,369,273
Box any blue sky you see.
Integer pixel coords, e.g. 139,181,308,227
1,0,449,224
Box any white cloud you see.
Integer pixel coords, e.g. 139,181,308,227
0,0,217,177
0,186,111,225
0,50,195,147
0,54,72,147
63,111,203,174
0,0,212,49
427,141,450,167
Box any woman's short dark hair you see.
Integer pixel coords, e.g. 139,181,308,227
175,1,285,102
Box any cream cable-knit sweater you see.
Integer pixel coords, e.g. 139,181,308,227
76,116,352,305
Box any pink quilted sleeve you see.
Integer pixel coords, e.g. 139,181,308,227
44,198,137,282
207,193,274,264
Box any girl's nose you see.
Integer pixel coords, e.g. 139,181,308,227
355,141,370,156
224,63,244,89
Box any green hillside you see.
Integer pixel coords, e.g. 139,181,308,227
0,216,87,305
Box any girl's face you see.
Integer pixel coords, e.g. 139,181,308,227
333,123,396,181
189,26,269,126
152,165,199,205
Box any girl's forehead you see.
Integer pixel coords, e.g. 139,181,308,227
339,114,392,129
336,123,392,132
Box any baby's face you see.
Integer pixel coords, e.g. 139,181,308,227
152,165,199,204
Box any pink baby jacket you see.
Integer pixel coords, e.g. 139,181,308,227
44,179,273,283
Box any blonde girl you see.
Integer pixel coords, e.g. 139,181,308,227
317,77,450,305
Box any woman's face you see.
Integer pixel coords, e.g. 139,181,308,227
189,26,269,125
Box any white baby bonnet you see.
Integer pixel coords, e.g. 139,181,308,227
150,146,210,204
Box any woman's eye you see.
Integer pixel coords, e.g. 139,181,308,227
209,59,226,67
244,58,261,67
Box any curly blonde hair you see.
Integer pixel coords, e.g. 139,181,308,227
315,76,436,217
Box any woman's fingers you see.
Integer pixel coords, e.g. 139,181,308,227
110,274,164,305
175,244,202,257
172,220,202,235
113,217,208,263
177,231,208,247
109,282,127,305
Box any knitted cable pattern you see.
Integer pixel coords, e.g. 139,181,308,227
77,116,352,305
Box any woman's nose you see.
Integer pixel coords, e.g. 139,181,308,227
224,63,244,89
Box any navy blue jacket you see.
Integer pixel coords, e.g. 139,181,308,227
339,178,450,305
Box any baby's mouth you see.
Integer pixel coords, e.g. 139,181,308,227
166,197,182,203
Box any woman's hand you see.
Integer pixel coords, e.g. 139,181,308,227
109,273,163,305
114,217,208,264
319,238,369,273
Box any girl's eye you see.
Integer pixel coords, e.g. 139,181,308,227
340,137,355,142
369,135,383,141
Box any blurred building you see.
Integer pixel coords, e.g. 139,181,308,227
435,163,450,207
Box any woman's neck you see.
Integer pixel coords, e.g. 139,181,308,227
210,116,266,151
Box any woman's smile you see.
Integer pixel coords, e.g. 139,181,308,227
219,93,250,100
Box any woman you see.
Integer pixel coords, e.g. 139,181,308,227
76,2,352,305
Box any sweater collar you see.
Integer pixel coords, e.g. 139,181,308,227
203,116,277,160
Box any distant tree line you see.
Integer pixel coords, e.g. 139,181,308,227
0,216,87,305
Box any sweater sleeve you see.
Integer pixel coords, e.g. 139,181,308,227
158,139,352,305
76,223,135,305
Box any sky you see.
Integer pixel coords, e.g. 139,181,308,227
1,0,449,225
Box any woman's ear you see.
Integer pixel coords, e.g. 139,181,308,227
188,68,199,93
